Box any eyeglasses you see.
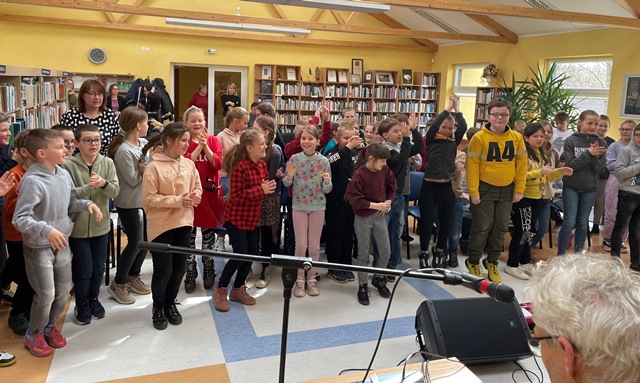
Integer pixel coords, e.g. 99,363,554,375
527,335,558,357
85,92,104,98
620,128,633,132
81,138,102,145
489,113,510,119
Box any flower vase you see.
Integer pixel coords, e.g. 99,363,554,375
486,76,493,85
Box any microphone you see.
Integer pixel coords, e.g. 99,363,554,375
438,269,515,303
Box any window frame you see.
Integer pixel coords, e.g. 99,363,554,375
546,57,612,111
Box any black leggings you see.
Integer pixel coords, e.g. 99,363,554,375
419,180,454,252
217,222,259,289
150,226,191,308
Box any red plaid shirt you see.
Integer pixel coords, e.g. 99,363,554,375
225,158,268,230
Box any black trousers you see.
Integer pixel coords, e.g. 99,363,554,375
151,226,192,308
324,199,355,267
6,240,34,316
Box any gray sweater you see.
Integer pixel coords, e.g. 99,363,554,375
113,138,148,209
615,125,640,195
562,132,606,192
12,163,92,248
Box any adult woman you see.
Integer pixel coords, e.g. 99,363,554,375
188,84,208,123
106,84,126,115
221,83,240,116
60,79,119,156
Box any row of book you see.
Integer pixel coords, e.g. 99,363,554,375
0,83,16,112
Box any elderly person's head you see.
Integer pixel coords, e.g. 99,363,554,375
528,254,640,383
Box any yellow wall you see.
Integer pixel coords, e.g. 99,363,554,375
432,28,640,136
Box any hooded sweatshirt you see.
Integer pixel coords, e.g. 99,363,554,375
12,163,93,249
615,125,640,195
561,132,606,192
142,153,202,242
64,153,120,238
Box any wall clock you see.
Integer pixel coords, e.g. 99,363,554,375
88,47,107,64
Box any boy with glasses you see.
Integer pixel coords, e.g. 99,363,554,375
465,99,526,282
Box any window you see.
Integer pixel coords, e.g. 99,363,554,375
548,58,613,115
453,63,486,121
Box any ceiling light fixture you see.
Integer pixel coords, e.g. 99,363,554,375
241,0,390,14
165,17,311,35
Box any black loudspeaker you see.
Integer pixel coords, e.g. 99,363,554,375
415,297,532,364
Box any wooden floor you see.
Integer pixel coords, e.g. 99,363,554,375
0,224,631,382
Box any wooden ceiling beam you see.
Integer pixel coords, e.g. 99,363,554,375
345,12,359,26
465,13,518,44
271,5,301,39
0,0,513,42
0,13,432,51
622,0,640,18
330,10,346,25
118,0,144,24
370,13,438,52
103,0,118,24
371,0,640,29
309,8,323,23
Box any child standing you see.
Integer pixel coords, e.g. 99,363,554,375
282,125,332,297
13,129,102,357
212,130,276,312
107,107,152,305
50,125,76,161
142,123,202,330
465,99,527,282
418,95,467,269
183,106,224,293
609,122,640,272
65,124,120,325
346,143,396,305
551,111,572,155
506,123,572,280
556,110,607,256
592,115,615,233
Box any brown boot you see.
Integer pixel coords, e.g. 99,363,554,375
212,287,229,312
229,285,256,306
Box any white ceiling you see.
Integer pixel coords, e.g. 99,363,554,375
385,0,636,46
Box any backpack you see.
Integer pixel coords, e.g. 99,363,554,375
152,78,175,122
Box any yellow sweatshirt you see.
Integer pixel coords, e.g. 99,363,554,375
466,124,527,197
523,154,563,199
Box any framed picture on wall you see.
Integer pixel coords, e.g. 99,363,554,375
261,65,272,80
349,74,361,83
352,58,363,76
401,69,413,85
338,70,348,83
376,72,394,85
621,73,640,117
327,70,337,82
363,71,374,84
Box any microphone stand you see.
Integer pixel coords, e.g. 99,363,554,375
137,241,511,383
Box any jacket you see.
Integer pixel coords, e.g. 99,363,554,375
562,132,606,192
423,110,467,181
185,135,225,229
523,153,563,200
615,125,640,195
385,129,424,193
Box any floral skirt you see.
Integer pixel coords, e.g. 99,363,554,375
259,192,282,227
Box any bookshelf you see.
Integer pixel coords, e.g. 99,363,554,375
254,65,441,133
69,72,135,95
474,87,505,128
0,65,69,133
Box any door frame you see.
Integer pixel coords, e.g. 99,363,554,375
170,63,248,132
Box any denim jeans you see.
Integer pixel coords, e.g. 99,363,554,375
530,199,550,248
386,193,405,269
151,226,191,308
115,207,148,285
217,221,259,289
557,188,596,255
70,234,109,303
610,190,640,263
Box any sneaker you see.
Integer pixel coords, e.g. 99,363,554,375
343,271,355,282
482,259,501,283
602,239,612,252
448,252,459,268
621,243,629,254
519,263,535,276
74,302,92,325
184,259,198,294
213,236,226,252
90,299,105,319
0,350,16,367
1,288,14,303
419,250,430,269
108,281,135,305
255,266,270,289
357,284,370,306
152,307,168,330
24,331,53,357
591,225,600,234
465,258,482,278
385,275,396,283
229,285,256,305
43,326,66,348
164,303,182,326
293,280,306,298
326,270,348,283
212,287,230,312
203,258,216,289
504,265,530,280
306,278,319,296
371,276,391,298
432,246,446,268
128,276,151,295
8,312,29,335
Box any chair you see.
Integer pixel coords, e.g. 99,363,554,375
405,171,424,259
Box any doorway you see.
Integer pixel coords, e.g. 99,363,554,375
172,64,247,134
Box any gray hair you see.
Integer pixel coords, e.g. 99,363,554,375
527,254,640,383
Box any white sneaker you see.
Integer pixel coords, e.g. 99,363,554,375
519,263,535,276
504,265,530,280
213,236,226,252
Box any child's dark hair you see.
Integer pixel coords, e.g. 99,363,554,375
554,111,569,122
108,106,148,160
13,130,30,151
222,129,263,175
0,112,8,124
487,98,511,113
523,123,549,163
254,116,276,159
578,110,598,121
599,114,611,124
256,103,275,117
466,127,481,141
356,142,390,168
73,124,100,141
50,124,73,133
26,129,63,158
300,124,321,140
141,122,189,161
391,113,409,124
377,118,400,136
